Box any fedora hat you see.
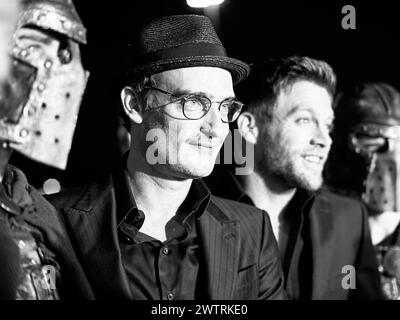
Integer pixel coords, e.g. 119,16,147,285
125,14,250,85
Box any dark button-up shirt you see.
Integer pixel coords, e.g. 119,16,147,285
280,189,314,300
116,165,210,300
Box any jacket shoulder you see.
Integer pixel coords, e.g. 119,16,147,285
210,195,267,223
317,189,364,211
45,176,112,211
314,188,366,223
211,194,263,212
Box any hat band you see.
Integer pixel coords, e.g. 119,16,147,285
136,42,228,66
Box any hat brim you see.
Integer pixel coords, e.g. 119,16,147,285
126,56,250,85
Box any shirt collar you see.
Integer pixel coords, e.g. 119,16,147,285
205,165,254,205
113,153,140,229
286,188,315,220
177,178,211,224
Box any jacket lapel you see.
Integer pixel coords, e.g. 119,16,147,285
62,179,132,299
308,192,335,299
198,201,240,299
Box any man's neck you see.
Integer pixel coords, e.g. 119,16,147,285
126,152,192,242
240,171,297,239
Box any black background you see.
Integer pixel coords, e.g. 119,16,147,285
10,0,400,190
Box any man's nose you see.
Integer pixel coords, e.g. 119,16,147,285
310,125,332,148
201,104,227,138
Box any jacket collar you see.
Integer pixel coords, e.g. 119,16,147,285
205,165,254,205
307,190,336,298
198,199,240,299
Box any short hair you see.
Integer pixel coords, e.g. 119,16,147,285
236,56,337,122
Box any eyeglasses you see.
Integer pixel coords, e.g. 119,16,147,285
143,85,244,123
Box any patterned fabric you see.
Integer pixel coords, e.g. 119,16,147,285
11,220,59,300
0,165,60,299
375,226,400,300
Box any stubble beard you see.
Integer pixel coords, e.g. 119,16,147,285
257,132,324,192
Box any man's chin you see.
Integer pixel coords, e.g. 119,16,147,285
285,168,323,191
168,162,215,180
187,165,215,179
298,175,323,191
178,151,217,176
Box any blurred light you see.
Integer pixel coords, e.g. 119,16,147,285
187,0,224,8
43,178,61,195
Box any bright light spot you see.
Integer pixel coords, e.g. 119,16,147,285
187,0,224,8
43,178,61,195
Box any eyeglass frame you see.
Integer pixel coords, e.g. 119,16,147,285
141,84,244,123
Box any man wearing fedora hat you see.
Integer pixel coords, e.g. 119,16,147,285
48,14,285,299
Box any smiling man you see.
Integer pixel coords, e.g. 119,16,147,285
253,79,334,196
48,14,285,300
206,56,382,299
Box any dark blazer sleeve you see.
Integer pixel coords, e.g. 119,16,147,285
258,210,286,300
350,202,384,300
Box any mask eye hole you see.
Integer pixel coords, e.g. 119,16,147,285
58,47,72,64
57,37,73,64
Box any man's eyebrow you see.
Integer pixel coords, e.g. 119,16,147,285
173,89,236,100
286,105,334,122
285,105,308,117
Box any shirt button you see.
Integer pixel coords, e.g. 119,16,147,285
162,247,169,255
167,293,174,300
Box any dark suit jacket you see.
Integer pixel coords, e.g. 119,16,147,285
301,191,383,299
47,171,286,300
204,167,383,300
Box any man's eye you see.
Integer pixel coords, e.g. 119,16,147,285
296,117,312,125
184,98,204,111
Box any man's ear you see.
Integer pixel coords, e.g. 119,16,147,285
237,111,258,144
121,86,143,124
